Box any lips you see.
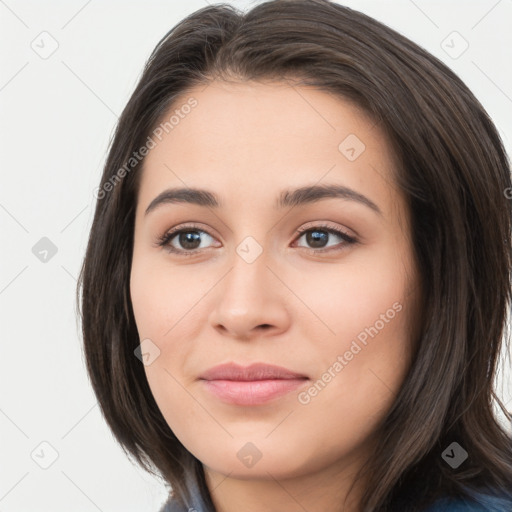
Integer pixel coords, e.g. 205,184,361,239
199,362,309,406
199,362,308,381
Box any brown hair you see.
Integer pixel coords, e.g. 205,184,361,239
77,1,512,510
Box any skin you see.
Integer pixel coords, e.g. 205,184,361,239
130,80,421,512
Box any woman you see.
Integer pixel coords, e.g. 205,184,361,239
77,1,512,510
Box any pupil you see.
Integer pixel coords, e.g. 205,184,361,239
307,230,327,248
180,231,201,249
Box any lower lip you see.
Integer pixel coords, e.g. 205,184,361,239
201,378,308,405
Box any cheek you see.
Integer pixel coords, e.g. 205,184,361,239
301,245,412,352
129,257,208,426
297,246,414,412
130,254,193,338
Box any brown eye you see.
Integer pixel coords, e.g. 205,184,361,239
294,225,357,252
157,225,217,256
173,231,203,250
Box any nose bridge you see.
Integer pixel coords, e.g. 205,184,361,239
209,238,288,338
223,239,271,313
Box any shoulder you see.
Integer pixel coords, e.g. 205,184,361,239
158,493,208,512
422,492,512,512
158,496,186,512
159,490,512,512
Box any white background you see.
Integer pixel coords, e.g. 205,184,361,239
1,1,511,510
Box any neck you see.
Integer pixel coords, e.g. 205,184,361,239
203,450,369,512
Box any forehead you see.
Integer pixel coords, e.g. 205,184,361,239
137,80,401,220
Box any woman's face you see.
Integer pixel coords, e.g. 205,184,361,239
130,80,420,483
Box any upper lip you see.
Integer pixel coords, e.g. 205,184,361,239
199,362,308,381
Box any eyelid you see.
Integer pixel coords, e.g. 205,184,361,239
294,220,356,239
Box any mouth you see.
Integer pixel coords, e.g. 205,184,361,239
199,362,309,406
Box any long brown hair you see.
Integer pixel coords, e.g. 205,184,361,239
77,1,512,510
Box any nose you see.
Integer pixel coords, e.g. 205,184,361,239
208,248,290,341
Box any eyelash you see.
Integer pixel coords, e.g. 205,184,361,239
156,222,358,257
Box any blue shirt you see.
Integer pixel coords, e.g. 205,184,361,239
160,493,511,511
422,494,511,511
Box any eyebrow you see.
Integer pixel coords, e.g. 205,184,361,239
144,184,382,217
